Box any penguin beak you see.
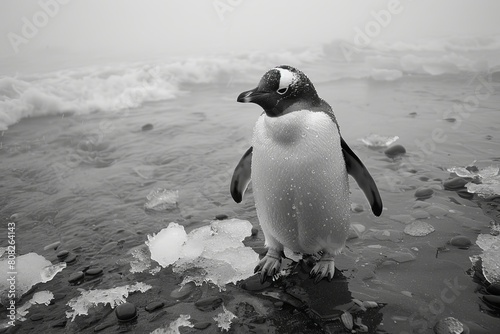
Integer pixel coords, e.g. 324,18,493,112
237,87,268,103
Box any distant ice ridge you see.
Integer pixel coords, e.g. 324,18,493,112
146,219,259,289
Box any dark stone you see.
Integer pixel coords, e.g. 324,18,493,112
251,227,259,236
68,271,84,283
450,236,472,249
215,214,229,220
384,144,406,158
141,124,153,131
30,314,43,321
170,282,195,299
483,294,500,309
414,187,434,199
487,284,500,296
240,274,272,291
56,250,69,259
86,267,103,276
443,177,468,190
193,322,211,330
194,296,223,311
64,253,77,263
145,301,164,312
52,319,67,328
115,302,137,321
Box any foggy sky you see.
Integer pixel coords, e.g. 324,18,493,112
1,0,500,66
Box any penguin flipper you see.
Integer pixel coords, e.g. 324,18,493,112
230,146,253,203
341,138,383,216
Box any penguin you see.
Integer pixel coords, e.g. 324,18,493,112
230,65,382,283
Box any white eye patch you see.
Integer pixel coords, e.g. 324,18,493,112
275,67,296,91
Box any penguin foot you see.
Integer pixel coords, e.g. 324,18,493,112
310,254,336,283
254,249,283,283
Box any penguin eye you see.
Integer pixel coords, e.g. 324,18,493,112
277,87,288,95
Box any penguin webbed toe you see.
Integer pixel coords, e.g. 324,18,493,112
310,254,336,283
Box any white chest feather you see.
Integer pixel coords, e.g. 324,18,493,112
251,110,350,255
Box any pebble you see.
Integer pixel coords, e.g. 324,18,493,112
56,250,69,259
145,301,164,312
194,296,223,312
43,241,61,251
30,314,43,321
486,284,500,296
384,144,406,158
443,177,468,190
350,203,364,213
450,236,472,249
411,209,430,219
404,221,435,237
10,213,20,222
68,271,84,283
64,253,77,263
274,301,284,308
457,189,474,199
215,214,228,220
414,187,434,199
85,267,103,276
434,317,465,334
483,295,500,309
193,322,211,330
142,123,154,131
115,302,137,321
170,282,195,300
240,274,272,291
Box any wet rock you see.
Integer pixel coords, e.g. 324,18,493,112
10,213,20,222
30,314,43,321
404,221,435,237
251,227,259,236
193,322,211,330
170,282,195,300
384,144,406,158
64,253,77,263
44,241,61,251
415,187,434,199
56,250,69,259
457,189,474,199
215,214,228,220
145,301,164,312
483,295,500,309
444,177,468,190
86,267,103,276
274,301,284,308
142,123,153,131
240,274,272,291
434,317,466,334
486,283,500,296
350,203,364,213
115,302,137,321
411,209,430,219
194,296,223,311
52,319,67,328
450,236,472,249
68,271,84,284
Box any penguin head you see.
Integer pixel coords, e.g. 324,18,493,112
237,65,321,117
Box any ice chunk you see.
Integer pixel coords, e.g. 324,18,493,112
145,188,179,211
150,314,193,334
214,305,237,331
147,219,259,289
0,253,65,306
359,134,399,148
466,176,500,198
147,223,187,267
474,234,500,284
66,282,151,321
16,291,54,321
403,221,435,237
448,165,500,197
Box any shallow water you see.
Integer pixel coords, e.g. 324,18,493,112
1,62,500,332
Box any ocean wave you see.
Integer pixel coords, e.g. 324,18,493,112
1,36,498,130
